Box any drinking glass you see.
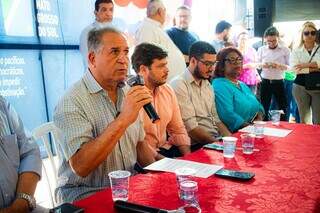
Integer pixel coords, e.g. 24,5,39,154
108,170,131,201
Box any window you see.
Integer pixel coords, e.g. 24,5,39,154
0,0,38,44
0,50,47,135
0,0,88,157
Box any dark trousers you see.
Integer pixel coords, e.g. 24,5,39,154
191,143,204,152
260,78,287,121
270,80,300,122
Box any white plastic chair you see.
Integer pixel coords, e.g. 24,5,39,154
32,121,64,207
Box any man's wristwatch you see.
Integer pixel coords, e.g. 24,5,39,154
16,193,36,211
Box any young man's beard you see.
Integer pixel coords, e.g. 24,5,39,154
149,75,166,87
194,65,208,80
269,44,278,49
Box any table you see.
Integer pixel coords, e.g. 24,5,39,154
74,122,320,212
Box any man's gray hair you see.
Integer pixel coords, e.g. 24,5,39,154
176,5,191,12
147,0,165,17
87,26,122,53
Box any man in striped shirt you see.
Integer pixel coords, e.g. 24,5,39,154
54,27,155,203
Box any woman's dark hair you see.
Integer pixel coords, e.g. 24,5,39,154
214,47,243,78
263,26,279,37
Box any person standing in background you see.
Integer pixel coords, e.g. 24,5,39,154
237,31,260,94
79,0,115,67
291,21,320,124
135,0,186,82
166,5,199,65
211,20,232,53
257,26,289,121
282,69,300,122
270,37,300,123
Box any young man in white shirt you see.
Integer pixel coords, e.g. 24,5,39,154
79,0,114,67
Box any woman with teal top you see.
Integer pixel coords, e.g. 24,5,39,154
212,47,264,132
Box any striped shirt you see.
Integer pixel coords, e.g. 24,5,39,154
53,71,145,203
0,96,41,208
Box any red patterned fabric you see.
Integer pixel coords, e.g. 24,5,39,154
74,122,320,212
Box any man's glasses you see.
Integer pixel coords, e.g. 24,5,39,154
225,57,243,64
198,59,216,68
303,31,316,36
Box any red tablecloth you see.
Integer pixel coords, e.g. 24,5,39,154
74,122,320,212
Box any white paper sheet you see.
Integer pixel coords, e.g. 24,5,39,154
239,125,292,137
144,158,223,178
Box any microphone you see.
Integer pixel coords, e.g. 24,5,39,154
127,75,160,123
114,200,168,213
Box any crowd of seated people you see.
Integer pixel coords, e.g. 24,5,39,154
1,0,319,210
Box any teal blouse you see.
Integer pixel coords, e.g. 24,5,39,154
212,78,264,132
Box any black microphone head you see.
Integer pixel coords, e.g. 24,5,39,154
126,74,160,123
127,75,144,87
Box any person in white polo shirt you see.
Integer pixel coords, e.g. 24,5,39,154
80,0,115,67
257,26,290,121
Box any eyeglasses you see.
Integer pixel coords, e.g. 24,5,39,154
303,31,316,36
198,59,216,68
225,57,243,64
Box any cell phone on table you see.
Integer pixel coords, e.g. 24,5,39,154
203,143,223,151
215,169,255,180
214,135,223,141
49,203,84,213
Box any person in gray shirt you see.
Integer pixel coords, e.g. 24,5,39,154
0,96,42,212
54,26,155,203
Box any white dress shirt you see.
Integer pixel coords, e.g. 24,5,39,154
290,44,320,74
257,45,290,80
135,17,186,81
